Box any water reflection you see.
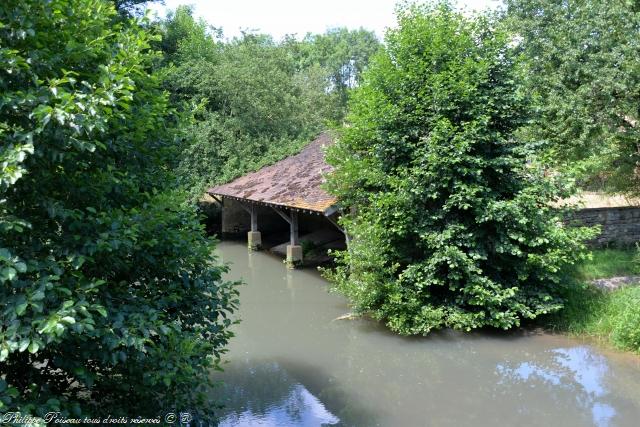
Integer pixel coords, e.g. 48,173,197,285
496,346,616,427
217,361,339,427
215,242,640,427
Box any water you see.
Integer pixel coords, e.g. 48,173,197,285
213,241,640,427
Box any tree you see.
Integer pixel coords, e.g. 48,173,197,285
158,5,219,65
324,2,593,335
293,28,381,110
505,0,640,194
0,0,237,420
158,8,339,201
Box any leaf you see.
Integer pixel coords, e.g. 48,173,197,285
15,302,28,316
61,316,76,324
18,338,30,352
1,267,17,282
28,341,39,354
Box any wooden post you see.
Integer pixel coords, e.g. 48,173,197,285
290,210,299,245
250,205,258,232
272,207,302,268
325,213,350,249
240,202,261,251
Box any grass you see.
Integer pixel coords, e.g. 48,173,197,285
574,248,640,280
548,284,640,353
545,247,640,354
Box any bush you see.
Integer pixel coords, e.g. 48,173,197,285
0,0,237,420
324,2,594,335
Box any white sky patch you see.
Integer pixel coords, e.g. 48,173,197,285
147,0,504,41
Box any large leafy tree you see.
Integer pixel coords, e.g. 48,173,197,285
325,2,593,335
158,7,339,200
0,0,237,419
293,28,381,110
506,0,640,193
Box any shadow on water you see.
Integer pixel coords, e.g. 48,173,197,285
213,241,640,427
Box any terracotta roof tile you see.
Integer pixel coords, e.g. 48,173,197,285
207,133,337,213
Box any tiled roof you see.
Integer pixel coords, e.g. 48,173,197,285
207,133,337,214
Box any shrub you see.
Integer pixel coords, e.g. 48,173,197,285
324,2,594,335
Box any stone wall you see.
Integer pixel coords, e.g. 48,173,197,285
570,206,640,247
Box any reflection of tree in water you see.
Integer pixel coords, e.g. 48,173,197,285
213,359,340,426
495,346,616,427
213,322,640,426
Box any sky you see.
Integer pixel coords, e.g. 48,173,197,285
147,0,503,40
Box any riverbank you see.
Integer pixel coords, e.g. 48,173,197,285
546,282,640,354
543,248,640,355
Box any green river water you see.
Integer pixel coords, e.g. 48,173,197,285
212,241,640,427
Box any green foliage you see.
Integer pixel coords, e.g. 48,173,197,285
158,5,219,65
156,7,379,201
548,283,640,354
324,2,594,335
293,28,381,110
609,286,640,352
0,0,237,419
506,0,640,194
574,248,640,281
112,0,157,16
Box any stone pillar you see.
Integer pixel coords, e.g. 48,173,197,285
247,204,261,250
286,210,302,268
248,231,262,251
286,244,303,269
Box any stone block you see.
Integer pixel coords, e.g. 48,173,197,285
286,245,303,269
247,231,262,251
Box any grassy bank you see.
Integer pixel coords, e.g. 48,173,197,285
545,248,640,354
574,248,639,280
